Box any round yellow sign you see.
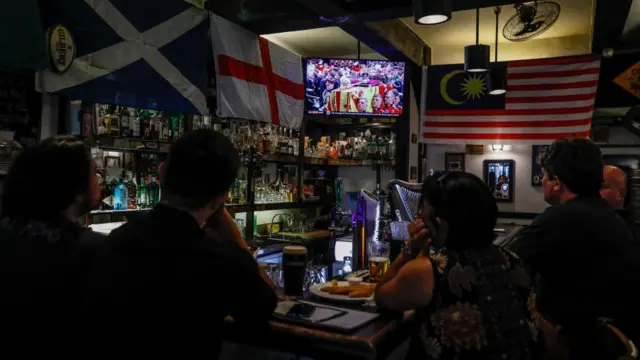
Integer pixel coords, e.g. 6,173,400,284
47,24,75,74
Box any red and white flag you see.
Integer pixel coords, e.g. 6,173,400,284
210,14,304,130
421,55,601,144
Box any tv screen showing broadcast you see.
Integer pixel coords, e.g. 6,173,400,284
304,58,406,117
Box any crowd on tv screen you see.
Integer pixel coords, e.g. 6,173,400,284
305,58,405,116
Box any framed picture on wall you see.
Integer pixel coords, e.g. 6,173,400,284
444,153,465,172
483,159,515,203
410,166,417,180
531,145,550,186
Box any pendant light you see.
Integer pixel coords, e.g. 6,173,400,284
464,8,490,72
414,0,452,25
489,7,507,95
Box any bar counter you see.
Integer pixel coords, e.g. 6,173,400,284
223,306,417,360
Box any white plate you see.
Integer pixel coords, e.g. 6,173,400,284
309,281,375,303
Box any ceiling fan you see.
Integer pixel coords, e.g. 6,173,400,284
503,1,561,42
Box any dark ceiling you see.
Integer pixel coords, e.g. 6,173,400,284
207,0,524,35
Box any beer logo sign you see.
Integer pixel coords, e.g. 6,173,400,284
614,60,640,99
47,25,75,74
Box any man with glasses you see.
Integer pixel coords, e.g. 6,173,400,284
509,138,640,357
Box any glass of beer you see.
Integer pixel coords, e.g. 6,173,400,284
282,245,308,297
368,241,390,282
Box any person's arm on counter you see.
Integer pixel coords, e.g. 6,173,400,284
207,208,275,289
223,245,279,323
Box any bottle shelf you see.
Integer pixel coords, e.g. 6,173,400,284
89,201,331,217
304,157,395,167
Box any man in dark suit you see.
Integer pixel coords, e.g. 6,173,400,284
77,130,277,357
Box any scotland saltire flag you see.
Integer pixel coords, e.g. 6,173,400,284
37,0,209,114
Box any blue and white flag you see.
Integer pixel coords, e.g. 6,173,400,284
37,0,209,114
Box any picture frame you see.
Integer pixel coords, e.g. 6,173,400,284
483,159,515,203
410,166,417,180
531,145,550,186
444,152,465,172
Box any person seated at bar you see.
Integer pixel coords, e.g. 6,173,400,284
601,165,637,241
375,172,536,360
0,135,105,355
76,129,277,356
509,138,640,358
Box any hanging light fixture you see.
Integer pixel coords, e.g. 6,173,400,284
464,8,490,72
489,7,506,95
414,0,452,25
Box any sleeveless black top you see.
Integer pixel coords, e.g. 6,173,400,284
406,245,537,360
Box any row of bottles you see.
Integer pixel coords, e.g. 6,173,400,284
96,105,186,142
99,171,160,211
304,130,396,160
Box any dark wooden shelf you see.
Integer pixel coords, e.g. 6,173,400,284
304,157,395,167
89,201,330,216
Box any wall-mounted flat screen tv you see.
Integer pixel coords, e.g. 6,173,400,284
304,58,405,117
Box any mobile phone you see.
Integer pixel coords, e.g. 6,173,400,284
287,303,317,318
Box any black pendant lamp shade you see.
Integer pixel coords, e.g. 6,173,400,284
489,7,506,95
464,9,490,72
489,65,507,95
414,0,452,25
464,45,490,72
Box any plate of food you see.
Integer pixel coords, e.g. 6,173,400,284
309,280,375,302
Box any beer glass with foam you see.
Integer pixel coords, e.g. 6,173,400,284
282,245,307,296
368,241,390,282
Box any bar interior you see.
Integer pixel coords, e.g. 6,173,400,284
1,0,640,358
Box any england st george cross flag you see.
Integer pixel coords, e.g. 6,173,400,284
37,0,209,114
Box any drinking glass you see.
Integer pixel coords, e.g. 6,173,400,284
368,241,390,282
282,246,307,296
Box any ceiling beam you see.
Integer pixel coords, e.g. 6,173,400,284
291,0,430,66
346,0,520,23
365,19,430,66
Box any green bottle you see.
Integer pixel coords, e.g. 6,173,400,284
136,178,149,209
148,175,160,206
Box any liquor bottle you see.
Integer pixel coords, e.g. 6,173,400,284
104,114,112,135
140,109,152,140
96,108,106,135
131,110,141,138
114,178,128,211
387,132,396,160
161,114,170,140
231,179,240,204
148,175,160,206
154,112,163,141
137,178,149,209
170,115,179,140
288,129,295,155
178,115,185,138
192,115,201,130
120,107,130,137
148,112,157,140
110,110,120,136
124,172,137,209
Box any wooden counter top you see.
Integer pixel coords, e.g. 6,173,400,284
223,305,417,360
